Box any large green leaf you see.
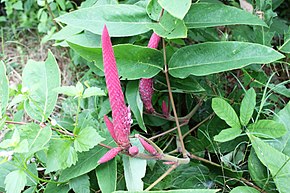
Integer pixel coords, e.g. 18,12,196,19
0,61,9,117
158,0,191,20
214,127,242,142
230,186,260,193
56,5,152,37
114,189,220,193
125,81,146,132
74,127,105,152
44,183,70,193
212,98,241,129
22,51,60,122
67,42,163,80
96,158,117,193
168,42,284,78
0,163,16,190
279,38,290,53
146,0,162,21
149,11,187,39
184,3,267,28
68,174,90,193
4,170,27,193
248,120,286,138
249,135,290,193
240,88,256,126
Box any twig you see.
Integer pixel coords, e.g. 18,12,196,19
149,122,188,140
45,0,59,31
162,38,187,158
145,163,178,191
240,178,266,193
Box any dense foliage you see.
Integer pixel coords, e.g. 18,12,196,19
0,0,290,193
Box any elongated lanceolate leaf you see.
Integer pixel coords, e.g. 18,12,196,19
240,88,256,126
68,42,163,80
56,5,152,37
214,127,242,142
96,158,117,193
168,41,284,78
0,61,8,118
158,0,191,20
23,51,60,122
248,120,286,139
184,3,267,28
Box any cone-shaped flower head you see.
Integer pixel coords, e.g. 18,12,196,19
98,147,122,164
139,33,161,113
102,25,131,148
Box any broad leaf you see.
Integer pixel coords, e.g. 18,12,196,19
50,25,83,41
0,163,17,190
74,127,105,152
83,87,106,98
0,61,8,117
44,183,70,193
114,189,220,193
69,174,90,193
168,42,284,78
68,42,163,80
96,158,117,193
56,5,152,37
248,120,286,138
212,98,241,129
125,81,146,131
123,139,146,191
4,170,27,193
240,88,256,126
184,3,267,28
230,186,260,193
149,11,187,39
158,0,191,20
54,86,81,97
279,39,290,53
249,135,290,193
46,139,78,173
23,51,60,122
66,31,101,48
146,0,162,21
214,127,242,142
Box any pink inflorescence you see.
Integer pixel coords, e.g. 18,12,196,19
139,33,161,113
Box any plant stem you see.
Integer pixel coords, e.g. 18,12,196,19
149,122,188,140
162,38,187,158
145,163,178,191
240,178,266,193
45,0,59,31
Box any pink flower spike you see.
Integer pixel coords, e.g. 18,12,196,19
139,78,155,113
162,100,169,118
148,33,161,49
102,25,131,148
98,147,122,164
138,137,157,155
128,146,139,156
104,115,117,142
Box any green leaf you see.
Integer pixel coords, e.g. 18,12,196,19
20,123,52,156
0,163,17,190
54,86,80,97
67,42,163,80
214,127,242,142
23,51,60,122
240,88,256,126
212,98,241,129
168,41,284,78
46,140,78,173
249,135,290,193
14,139,29,153
279,38,290,53
0,129,20,148
4,170,27,193
69,174,90,193
0,61,9,118
56,5,152,37
184,3,267,28
158,0,191,20
230,186,260,193
83,87,106,98
44,183,70,193
122,138,146,191
149,11,187,39
114,189,220,193
146,0,162,21
50,25,83,41
96,158,117,193
248,120,286,138
66,31,101,48
74,127,105,152
59,138,115,182
125,81,146,132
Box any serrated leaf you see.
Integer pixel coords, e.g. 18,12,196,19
230,186,260,193
0,61,9,118
248,120,286,138
249,135,290,193
83,87,106,98
23,51,60,122
212,98,241,129
4,170,27,193
69,174,90,193
149,11,187,39
74,127,105,152
56,5,152,37
158,0,191,20
123,138,146,191
214,127,242,142
96,158,117,193
125,81,146,132
184,3,267,28
168,42,284,78
46,140,77,173
67,42,163,80
240,88,256,126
